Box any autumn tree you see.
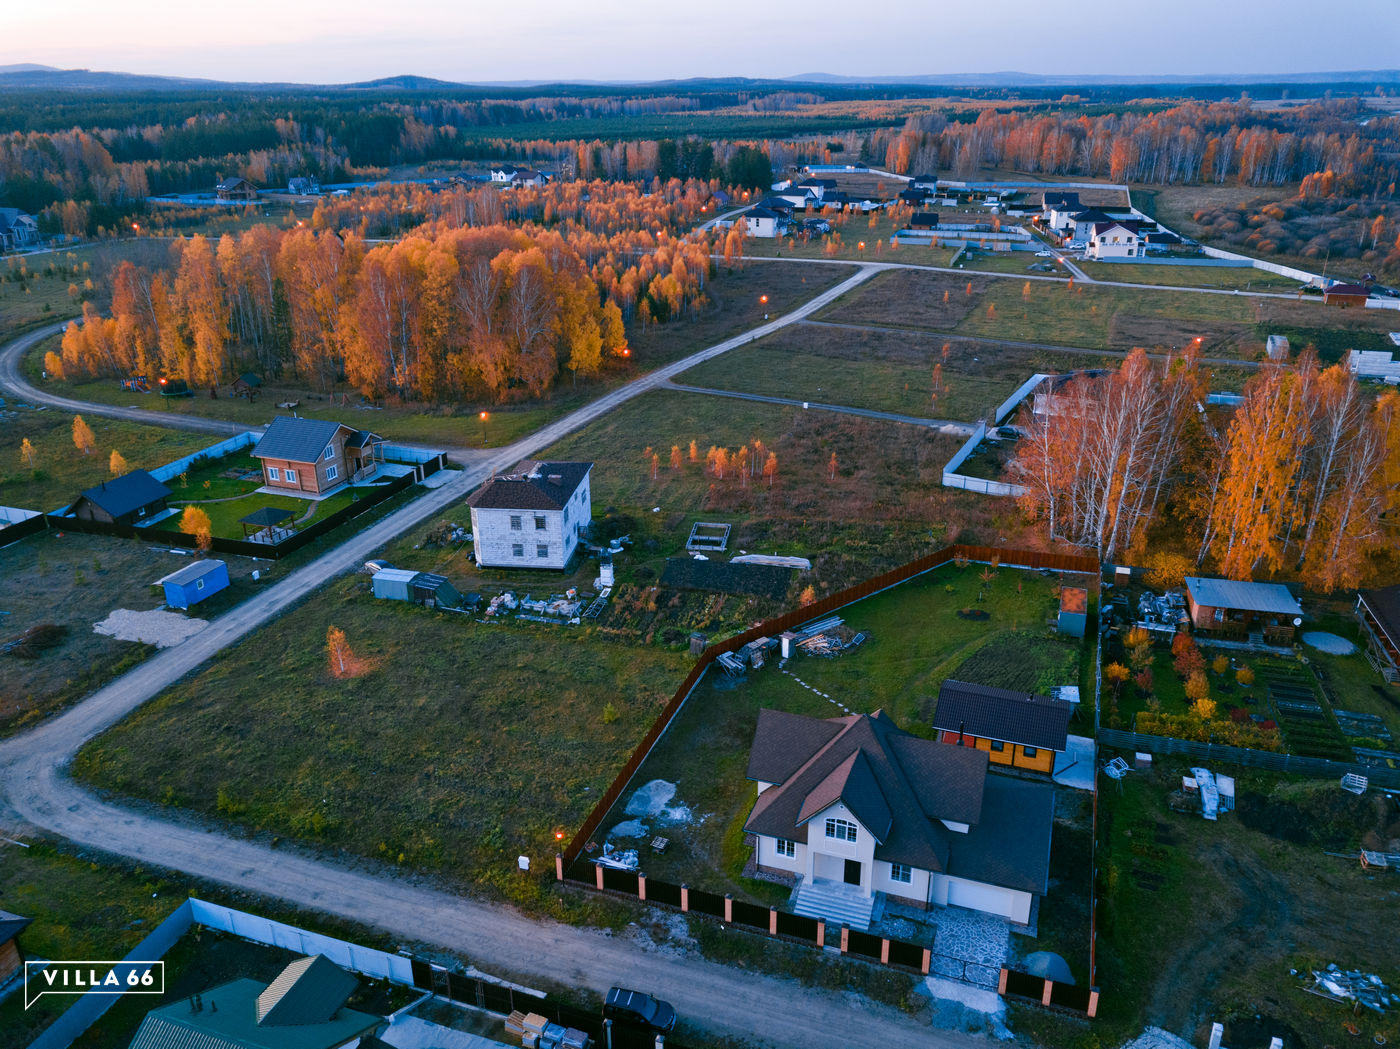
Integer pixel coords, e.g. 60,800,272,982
43,350,64,379
800,584,817,605
670,445,682,469
179,505,213,552
688,439,699,462
109,449,128,476
763,452,778,487
72,415,95,455
828,451,839,481
20,438,36,467
1104,662,1131,696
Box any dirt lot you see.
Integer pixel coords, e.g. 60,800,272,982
0,530,270,735
1093,763,1400,1049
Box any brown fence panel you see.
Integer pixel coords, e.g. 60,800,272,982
1051,982,1093,1012
601,867,639,895
729,899,770,930
1003,969,1045,1000
845,928,883,959
775,911,819,941
686,888,726,918
886,938,925,969
646,878,682,908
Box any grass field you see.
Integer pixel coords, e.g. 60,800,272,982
26,262,857,453
1079,262,1302,290
743,212,958,267
0,409,214,512
74,577,691,914
821,267,1400,358
583,563,1089,903
676,324,1122,422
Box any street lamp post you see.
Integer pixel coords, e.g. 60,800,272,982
479,411,489,446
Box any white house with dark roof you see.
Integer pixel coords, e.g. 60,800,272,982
466,460,592,570
745,708,1054,930
1085,220,1140,259
744,206,784,238
1041,191,1083,232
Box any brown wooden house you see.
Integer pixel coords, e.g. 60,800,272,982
252,417,383,497
932,680,1072,775
1323,282,1370,307
1184,576,1303,640
215,177,258,201
67,469,172,526
0,910,31,986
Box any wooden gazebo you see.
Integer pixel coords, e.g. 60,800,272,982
239,505,295,543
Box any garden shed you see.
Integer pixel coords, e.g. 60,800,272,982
1184,576,1303,640
412,572,464,610
1058,586,1088,637
371,568,420,602
68,469,172,526
155,559,229,609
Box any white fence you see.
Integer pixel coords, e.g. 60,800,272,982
188,899,416,985
1198,245,1322,285
149,431,260,482
939,373,1049,498
0,505,40,524
995,373,1053,425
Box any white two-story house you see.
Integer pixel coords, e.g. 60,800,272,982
745,708,1053,931
1085,221,1140,259
466,460,592,570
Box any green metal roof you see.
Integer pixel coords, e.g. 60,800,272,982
128,971,379,1049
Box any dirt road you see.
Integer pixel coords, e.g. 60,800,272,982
0,264,988,1049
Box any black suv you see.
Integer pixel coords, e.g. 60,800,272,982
604,986,677,1034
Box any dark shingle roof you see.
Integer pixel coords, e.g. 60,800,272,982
74,469,171,518
1326,282,1371,296
0,909,31,943
257,955,357,1026
947,775,1054,894
344,429,383,449
746,710,995,877
1359,584,1400,653
466,461,590,511
253,417,349,465
932,680,1072,752
1043,191,1081,211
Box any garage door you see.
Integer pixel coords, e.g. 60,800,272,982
947,879,1020,920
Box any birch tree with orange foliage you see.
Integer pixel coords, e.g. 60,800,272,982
71,415,95,455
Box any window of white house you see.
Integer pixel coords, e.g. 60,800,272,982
537,544,549,558
535,516,546,530
510,515,522,530
776,838,796,858
512,543,524,557
323,446,334,461
285,469,296,484
824,818,857,843
268,467,280,481
890,862,912,883
325,464,338,481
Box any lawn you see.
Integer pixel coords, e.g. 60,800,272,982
675,324,1119,423
821,267,1400,359
0,408,214,512
580,563,1090,903
25,261,857,453
1083,763,1400,1049
73,577,693,915
1078,261,1302,291
743,210,958,267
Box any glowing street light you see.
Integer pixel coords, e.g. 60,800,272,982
759,294,768,305
858,241,866,251
479,411,489,446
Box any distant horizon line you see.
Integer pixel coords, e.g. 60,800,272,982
3,63,1400,91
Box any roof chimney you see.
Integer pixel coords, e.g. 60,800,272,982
548,474,562,485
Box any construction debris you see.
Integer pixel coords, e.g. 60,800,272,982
1299,965,1393,1012
732,553,812,570
1361,850,1400,870
1342,773,1370,795
1136,589,1188,636
594,843,639,870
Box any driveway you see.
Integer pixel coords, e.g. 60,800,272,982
0,264,993,1049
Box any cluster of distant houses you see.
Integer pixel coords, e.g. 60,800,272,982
0,207,39,251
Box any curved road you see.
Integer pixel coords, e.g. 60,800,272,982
0,263,993,1049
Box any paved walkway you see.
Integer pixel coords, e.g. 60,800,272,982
0,264,990,1049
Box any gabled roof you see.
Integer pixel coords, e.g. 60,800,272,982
1069,208,1115,225
344,429,383,449
0,909,31,943
154,559,226,588
946,775,1054,894
257,955,357,1026
73,469,171,518
466,460,591,512
932,680,1073,752
1185,577,1303,616
1043,191,1081,211
747,206,782,220
796,751,892,843
252,416,352,465
1091,220,1139,236
910,173,939,183
746,709,991,876
1326,282,1371,296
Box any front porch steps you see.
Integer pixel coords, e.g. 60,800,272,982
791,877,879,932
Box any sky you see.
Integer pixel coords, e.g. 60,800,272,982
5,0,1400,85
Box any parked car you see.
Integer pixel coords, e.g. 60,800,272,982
604,987,677,1034
363,559,393,574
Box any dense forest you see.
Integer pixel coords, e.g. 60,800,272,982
55,179,729,402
